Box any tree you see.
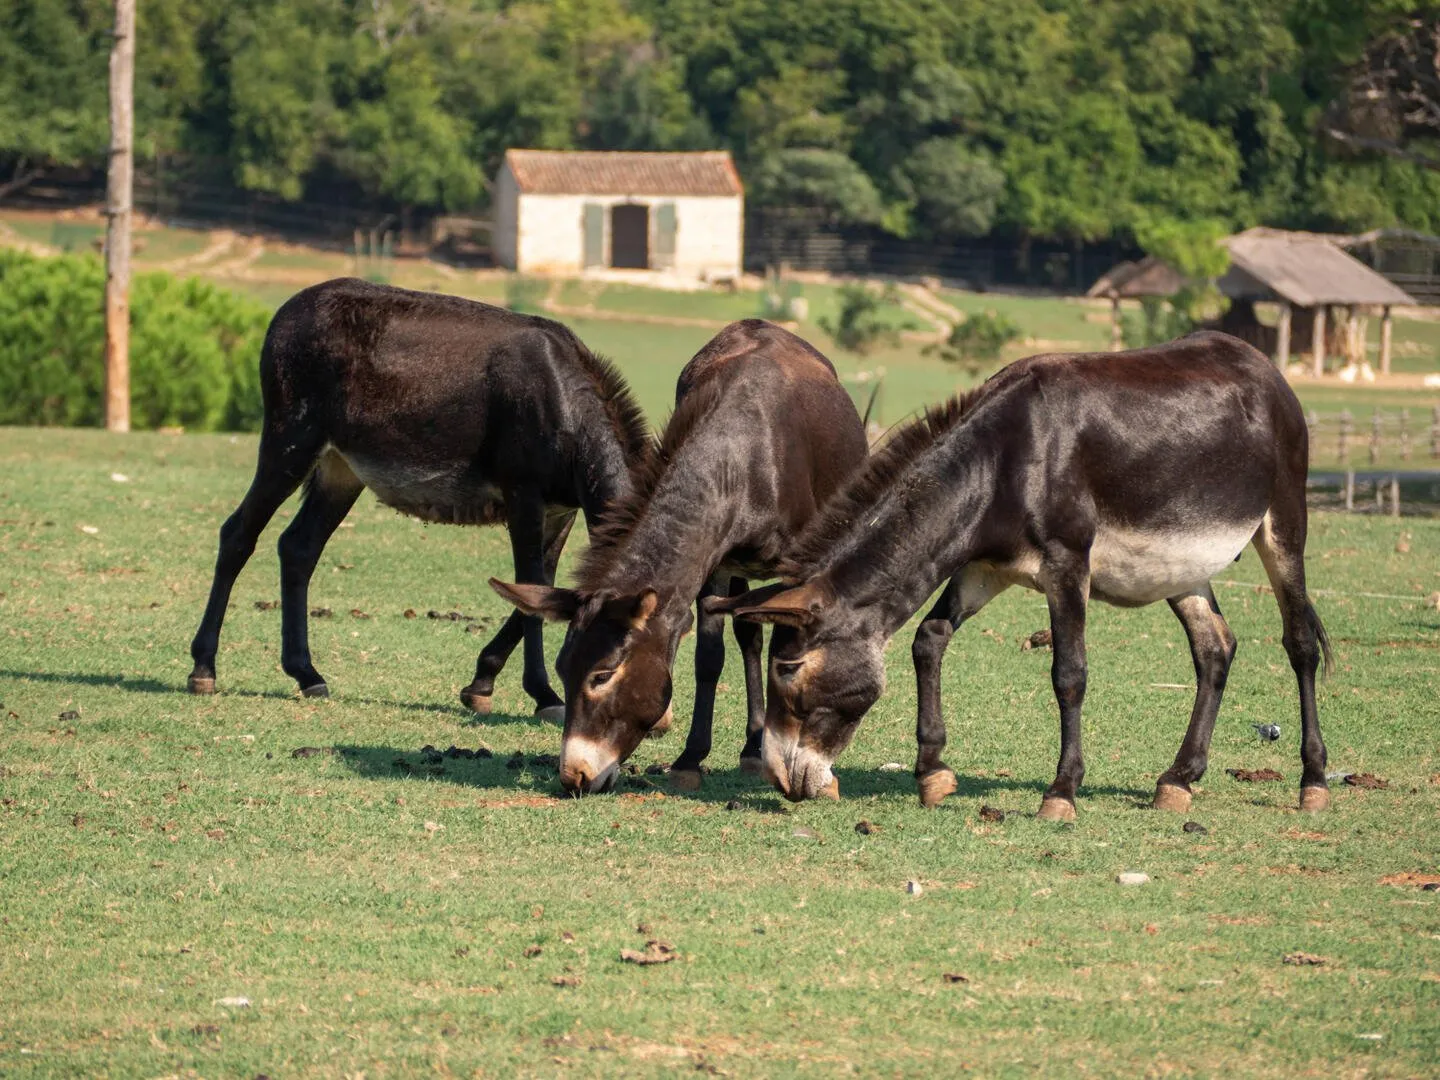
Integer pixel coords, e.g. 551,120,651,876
749,148,884,225
896,136,1004,238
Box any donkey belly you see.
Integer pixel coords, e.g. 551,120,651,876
341,451,506,526
1088,520,1260,606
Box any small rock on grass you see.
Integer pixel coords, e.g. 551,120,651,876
1116,872,1150,886
214,997,251,1008
58,710,79,722
724,800,742,811
551,974,581,987
791,826,819,840
906,880,924,896
1182,821,1208,835
879,762,907,772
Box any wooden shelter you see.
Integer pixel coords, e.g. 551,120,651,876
1086,256,1190,350
1340,228,1440,306
1219,228,1416,375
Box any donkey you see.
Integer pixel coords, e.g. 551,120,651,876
187,278,651,715
490,320,868,795
708,332,1333,819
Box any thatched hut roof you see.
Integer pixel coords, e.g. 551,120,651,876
1218,227,1414,308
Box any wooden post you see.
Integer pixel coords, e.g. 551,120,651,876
1379,305,1393,376
1276,302,1292,370
1311,306,1326,377
1432,405,1440,459
1400,410,1411,461
1110,296,1122,352
1390,476,1401,518
103,0,136,433
1369,410,1383,466
1338,409,1352,465
1344,468,1355,511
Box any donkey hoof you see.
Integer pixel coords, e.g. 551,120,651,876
1152,783,1192,814
460,689,492,714
1037,796,1076,822
187,675,216,695
917,769,958,808
819,776,840,801
301,682,330,699
535,704,566,723
1299,786,1331,813
738,753,764,775
669,768,703,792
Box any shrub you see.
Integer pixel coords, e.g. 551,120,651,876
925,310,1023,378
0,249,272,431
818,282,902,356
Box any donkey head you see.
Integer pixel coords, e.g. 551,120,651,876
706,580,886,801
489,578,685,795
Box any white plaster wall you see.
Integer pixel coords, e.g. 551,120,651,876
514,192,744,279
491,164,520,270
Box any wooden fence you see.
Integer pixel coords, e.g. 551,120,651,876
1305,405,1440,516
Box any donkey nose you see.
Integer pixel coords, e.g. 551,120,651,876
559,737,617,796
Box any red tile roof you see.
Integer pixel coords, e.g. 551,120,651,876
503,150,743,197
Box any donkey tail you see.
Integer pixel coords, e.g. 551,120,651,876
1307,599,1334,679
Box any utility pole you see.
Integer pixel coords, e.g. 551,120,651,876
104,0,135,432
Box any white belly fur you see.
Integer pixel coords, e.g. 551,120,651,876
1089,521,1259,605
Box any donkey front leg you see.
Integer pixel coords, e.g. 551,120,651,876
1154,585,1236,813
671,574,729,791
1039,558,1090,822
505,496,567,720
729,577,768,772
911,567,1011,808
462,509,575,713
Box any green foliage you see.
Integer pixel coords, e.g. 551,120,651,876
924,310,1023,377
818,281,901,355
2,0,1439,239
505,275,549,315
749,148,884,225
0,250,270,431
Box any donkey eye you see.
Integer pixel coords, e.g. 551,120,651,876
774,659,804,678
589,669,616,689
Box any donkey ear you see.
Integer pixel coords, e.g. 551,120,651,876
488,579,582,622
733,582,833,628
628,589,659,630
702,582,791,618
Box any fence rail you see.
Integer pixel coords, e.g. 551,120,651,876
1303,405,1440,516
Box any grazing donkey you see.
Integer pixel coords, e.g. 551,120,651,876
491,320,868,795
709,332,1333,819
188,279,651,715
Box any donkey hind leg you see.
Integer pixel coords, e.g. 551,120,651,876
461,509,575,714
276,452,364,697
1252,510,1332,811
1154,584,1237,813
730,578,769,772
1038,554,1090,822
671,573,731,792
188,426,327,694
911,567,1011,808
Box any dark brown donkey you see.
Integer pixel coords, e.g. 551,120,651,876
187,278,650,714
491,320,868,795
709,332,1333,819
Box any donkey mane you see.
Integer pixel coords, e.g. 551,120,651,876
572,345,654,475
779,385,992,580
574,378,729,592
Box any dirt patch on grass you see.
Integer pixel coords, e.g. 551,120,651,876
1378,872,1440,887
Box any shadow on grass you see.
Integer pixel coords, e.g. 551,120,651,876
0,668,477,717
329,738,1152,808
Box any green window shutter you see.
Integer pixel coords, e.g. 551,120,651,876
583,203,605,268
654,202,677,267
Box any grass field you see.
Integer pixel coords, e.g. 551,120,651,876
1,427,1438,1077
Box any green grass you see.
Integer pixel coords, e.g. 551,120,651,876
1,428,1438,1077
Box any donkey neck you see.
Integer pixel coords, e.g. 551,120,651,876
590,443,748,614
823,425,1003,637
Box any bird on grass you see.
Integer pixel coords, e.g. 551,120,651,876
1252,723,1281,742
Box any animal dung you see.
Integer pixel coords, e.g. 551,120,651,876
1116,872,1150,886
978,805,1006,823
309,607,333,618
941,972,970,984
619,940,678,966
1182,821,1208,835
58,710,79,722
1021,628,1053,651
254,600,278,610
724,799,742,811
1282,952,1327,966
291,746,333,759
854,820,879,835
1342,772,1389,789
1226,768,1283,782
